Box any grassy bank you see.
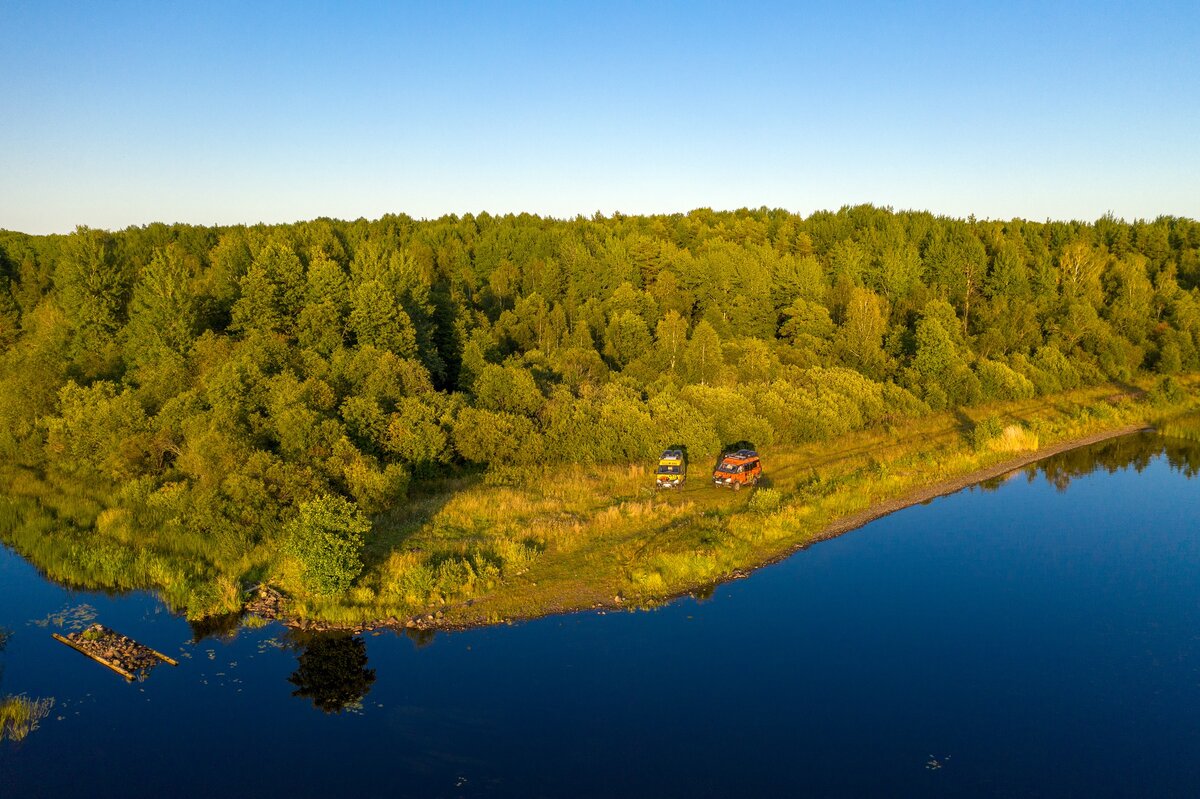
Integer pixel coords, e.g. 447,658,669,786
293,376,1200,629
1,377,1197,631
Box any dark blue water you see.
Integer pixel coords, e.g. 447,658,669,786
3,433,1200,798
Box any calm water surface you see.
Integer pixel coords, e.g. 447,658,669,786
2,433,1200,798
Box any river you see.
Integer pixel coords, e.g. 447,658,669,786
2,432,1199,797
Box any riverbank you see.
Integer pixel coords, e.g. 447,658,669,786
304,423,1149,634
284,378,1199,633
1,378,1196,634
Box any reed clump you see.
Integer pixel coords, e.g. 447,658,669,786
0,695,55,742
1158,413,1200,443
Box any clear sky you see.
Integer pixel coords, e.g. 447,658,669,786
2,0,1197,234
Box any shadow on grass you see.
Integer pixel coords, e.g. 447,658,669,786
362,470,485,572
951,409,975,439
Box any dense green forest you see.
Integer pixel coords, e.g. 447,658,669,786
0,206,1198,613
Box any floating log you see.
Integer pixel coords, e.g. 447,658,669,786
52,632,135,681
144,646,178,667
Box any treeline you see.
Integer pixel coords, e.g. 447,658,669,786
0,206,1198,576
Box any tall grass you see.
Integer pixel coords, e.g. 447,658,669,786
1159,413,1200,443
0,695,55,742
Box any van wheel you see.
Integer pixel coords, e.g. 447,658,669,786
733,482,741,491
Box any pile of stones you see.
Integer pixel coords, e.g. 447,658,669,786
244,585,287,619
64,624,166,678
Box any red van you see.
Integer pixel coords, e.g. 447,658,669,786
712,450,762,490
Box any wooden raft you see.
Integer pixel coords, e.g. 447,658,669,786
52,623,178,681
52,633,136,680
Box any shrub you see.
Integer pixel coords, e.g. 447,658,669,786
976,359,1035,401
1033,346,1081,390
972,416,1038,454
748,488,783,514
971,416,1004,451
395,563,436,604
283,495,370,596
1150,376,1185,405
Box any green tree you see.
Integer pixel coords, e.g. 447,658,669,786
907,301,980,408
683,320,724,385
654,310,690,375
780,298,834,353
230,238,305,335
833,287,889,378
56,227,131,374
0,280,21,353
125,244,201,378
283,495,371,596
384,396,450,468
603,310,652,368
297,258,350,354
347,281,418,357
452,406,542,464
472,364,544,417
43,381,153,479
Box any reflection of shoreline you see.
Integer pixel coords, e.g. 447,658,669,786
779,425,1158,552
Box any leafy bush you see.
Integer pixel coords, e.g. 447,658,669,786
283,495,370,596
971,416,1004,451
1150,376,1185,405
976,359,1035,401
748,488,783,514
971,416,1038,454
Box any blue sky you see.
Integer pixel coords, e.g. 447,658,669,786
2,1,1197,234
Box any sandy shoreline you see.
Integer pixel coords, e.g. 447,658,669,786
296,422,1153,635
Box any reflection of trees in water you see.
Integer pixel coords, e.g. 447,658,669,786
977,475,1008,492
187,612,244,643
403,627,437,649
288,635,376,713
1035,433,1200,493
